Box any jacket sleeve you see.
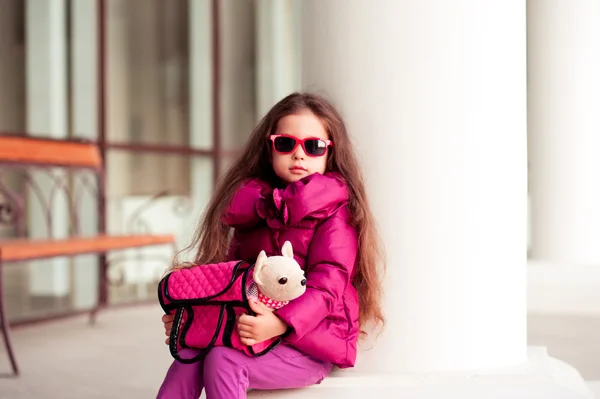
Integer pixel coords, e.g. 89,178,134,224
221,179,270,229
275,206,358,342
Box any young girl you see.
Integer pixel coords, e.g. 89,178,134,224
157,92,384,399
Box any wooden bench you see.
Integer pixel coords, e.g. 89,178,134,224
0,135,176,376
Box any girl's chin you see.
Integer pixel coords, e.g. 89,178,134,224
278,171,311,184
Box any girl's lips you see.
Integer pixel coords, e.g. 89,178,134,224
289,166,307,175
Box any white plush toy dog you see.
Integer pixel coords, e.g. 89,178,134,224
249,241,306,310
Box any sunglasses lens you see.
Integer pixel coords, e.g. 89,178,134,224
304,139,327,156
273,137,296,153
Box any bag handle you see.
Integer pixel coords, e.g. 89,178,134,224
168,307,206,364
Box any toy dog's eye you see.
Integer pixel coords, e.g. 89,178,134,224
278,277,288,285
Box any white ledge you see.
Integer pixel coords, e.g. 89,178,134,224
247,347,593,398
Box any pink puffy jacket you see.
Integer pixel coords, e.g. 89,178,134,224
223,172,360,368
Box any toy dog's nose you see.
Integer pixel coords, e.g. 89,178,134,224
301,279,307,286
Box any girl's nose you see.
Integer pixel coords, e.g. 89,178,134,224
292,145,306,160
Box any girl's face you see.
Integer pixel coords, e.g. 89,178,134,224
271,111,331,184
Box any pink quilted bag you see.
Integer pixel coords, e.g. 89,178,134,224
158,260,282,363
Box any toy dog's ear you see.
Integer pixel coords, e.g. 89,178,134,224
253,250,268,286
281,241,294,259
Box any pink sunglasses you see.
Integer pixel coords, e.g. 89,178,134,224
269,134,333,157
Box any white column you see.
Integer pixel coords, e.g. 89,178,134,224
26,0,70,297
189,0,213,153
255,0,302,119
105,0,131,233
528,0,600,266
71,0,99,309
187,0,214,258
302,0,527,373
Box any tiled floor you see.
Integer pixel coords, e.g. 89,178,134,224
0,305,171,399
0,305,598,399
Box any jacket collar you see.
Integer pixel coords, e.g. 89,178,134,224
275,172,349,225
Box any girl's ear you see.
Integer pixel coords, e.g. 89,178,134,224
253,250,268,286
281,241,294,258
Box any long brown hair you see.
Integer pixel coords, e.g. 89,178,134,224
176,92,385,332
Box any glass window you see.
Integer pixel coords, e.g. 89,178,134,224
0,0,26,135
0,0,304,318
107,0,190,147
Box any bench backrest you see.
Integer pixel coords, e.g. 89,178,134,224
0,136,104,237
0,136,102,169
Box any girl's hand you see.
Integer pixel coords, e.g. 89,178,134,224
237,298,288,346
162,314,174,345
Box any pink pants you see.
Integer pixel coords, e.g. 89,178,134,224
156,344,333,399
